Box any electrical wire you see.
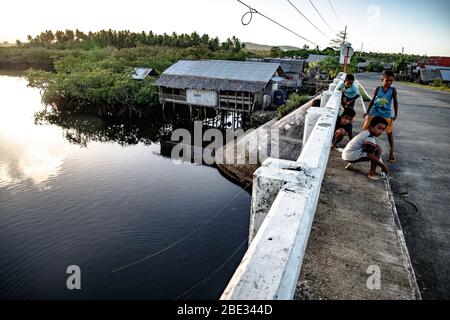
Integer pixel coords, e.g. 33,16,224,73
308,0,335,34
285,0,330,40
175,239,248,299
328,0,344,26
237,0,320,47
112,180,252,273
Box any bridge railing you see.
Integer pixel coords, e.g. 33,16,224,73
221,74,345,300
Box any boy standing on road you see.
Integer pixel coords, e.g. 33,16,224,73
342,117,390,181
335,74,360,108
363,70,399,163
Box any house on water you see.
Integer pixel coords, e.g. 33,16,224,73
155,60,287,113
246,58,306,92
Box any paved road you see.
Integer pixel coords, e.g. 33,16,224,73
358,73,450,299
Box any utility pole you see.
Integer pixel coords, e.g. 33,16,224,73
342,25,347,45
402,47,404,54
342,25,348,73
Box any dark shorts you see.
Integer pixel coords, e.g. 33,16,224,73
334,124,353,143
341,94,360,108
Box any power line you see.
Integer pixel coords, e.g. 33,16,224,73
328,0,344,26
308,0,335,34
237,0,320,47
175,239,248,299
285,0,331,40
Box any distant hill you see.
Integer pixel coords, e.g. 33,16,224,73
244,42,300,51
0,42,14,47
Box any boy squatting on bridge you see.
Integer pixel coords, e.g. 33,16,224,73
332,107,356,149
342,117,390,181
363,70,399,163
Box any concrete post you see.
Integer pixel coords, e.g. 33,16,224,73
329,83,337,91
303,107,327,147
320,90,332,107
249,159,302,243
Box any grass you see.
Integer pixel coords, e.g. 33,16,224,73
277,94,312,120
399,81,450,93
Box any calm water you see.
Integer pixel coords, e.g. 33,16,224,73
0,75,250,299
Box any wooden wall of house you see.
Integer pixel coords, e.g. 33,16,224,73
186,89,218,107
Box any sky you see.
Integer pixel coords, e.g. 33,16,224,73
1,0,449,56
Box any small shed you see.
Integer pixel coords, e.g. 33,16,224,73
440,69,450,83
246,58,305,90
131,67,159,80
419,69,442,84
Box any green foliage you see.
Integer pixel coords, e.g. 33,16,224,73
329,30,348,50
277,94,311,119
19,29,245,53
19,31,249,117
393,56,408,75
367,62,384,72
433,78,445,87
25,57,159,115
270,47,283,58
317,56,341,78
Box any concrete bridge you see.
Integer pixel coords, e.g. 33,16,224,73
218,73,424,300
357,73,450,299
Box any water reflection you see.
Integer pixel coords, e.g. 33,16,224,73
0,75,251,299
0,76,77,188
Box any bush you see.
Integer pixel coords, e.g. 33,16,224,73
22,42,252,117
433,78,445,87
277,94,311,119
367,62,384,73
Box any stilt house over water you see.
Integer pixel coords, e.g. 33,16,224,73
155,60,287,113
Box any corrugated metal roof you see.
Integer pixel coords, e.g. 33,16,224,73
131,67,155,80
263,58,304,74
424,65,450,70
156,60,283,92
440,69,450,82
420,69,442,82
306,54,329,63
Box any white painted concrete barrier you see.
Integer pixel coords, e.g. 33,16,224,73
320,90,332,107
221,75,345,300
302,107,328,147
329,83,337,91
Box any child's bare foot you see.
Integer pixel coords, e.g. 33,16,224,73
388,154,397,163
368,172,381,180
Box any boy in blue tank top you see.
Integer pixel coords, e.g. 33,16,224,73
363,71,399,163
